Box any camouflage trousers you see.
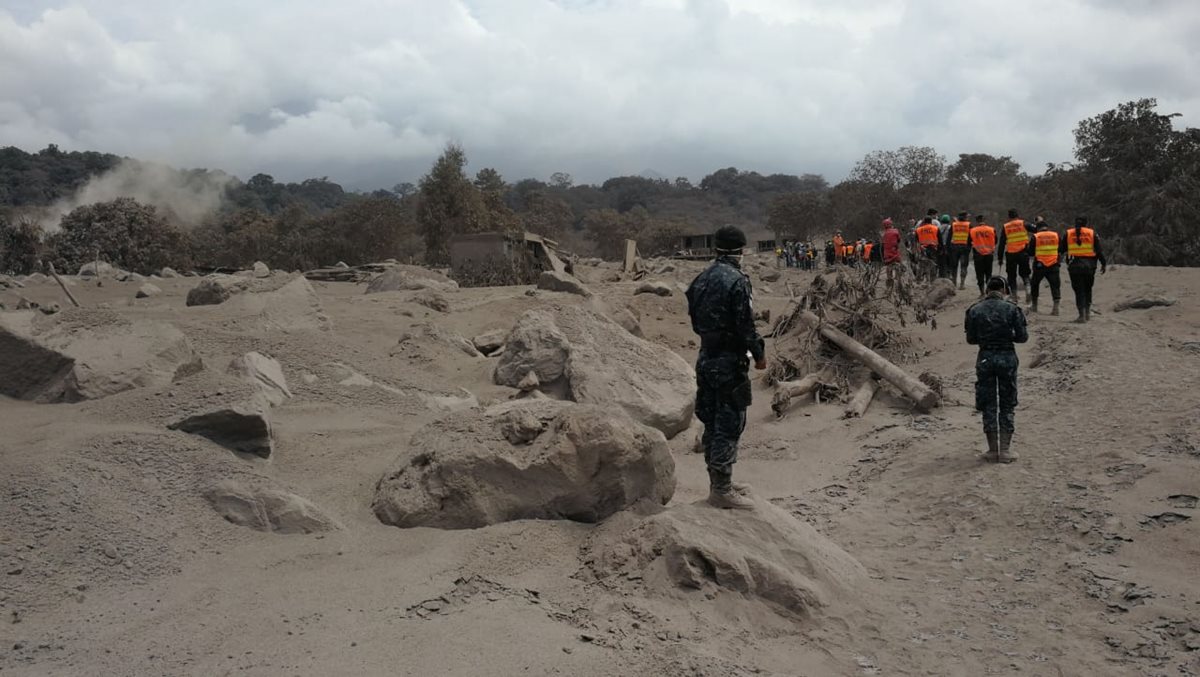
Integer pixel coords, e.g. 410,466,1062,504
695,351,751,491
975,349,1019,433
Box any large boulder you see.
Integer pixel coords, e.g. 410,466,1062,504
252,261,271,278
585,497,866,620
223,276,331,333
536,271,592,297
495,306,696,437
159,267,180,278
0,309,202,403
372,400,676,529
169,401,274,457
186,275,249,306
494,310,571,386
227,352,292,407
136,283,162,299
204,480,339,534
365,265,458,294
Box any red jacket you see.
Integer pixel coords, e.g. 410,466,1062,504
882,227,901,263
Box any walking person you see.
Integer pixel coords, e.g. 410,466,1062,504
969,214,997,296
998,209,1034,303
966,276,1029,463
1061,215,1107,323
1027,217,1062,315
949,212,973,289
686,225,766,510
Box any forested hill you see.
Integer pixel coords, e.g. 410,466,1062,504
1,98,1197,274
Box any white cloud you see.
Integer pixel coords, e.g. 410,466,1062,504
1,0,1198,188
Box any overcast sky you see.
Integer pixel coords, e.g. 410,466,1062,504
2,0,1198,189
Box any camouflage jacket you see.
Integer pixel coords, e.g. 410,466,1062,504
965,292,1029,349
686,256,765,362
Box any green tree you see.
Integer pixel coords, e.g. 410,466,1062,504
946,154,1021,186
417,144,487,264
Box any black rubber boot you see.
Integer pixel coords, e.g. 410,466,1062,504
983,431,1000,462
998,432,1018,463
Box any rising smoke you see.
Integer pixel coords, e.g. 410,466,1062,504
40,159,233,231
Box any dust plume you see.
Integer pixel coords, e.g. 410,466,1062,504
41,159,233,231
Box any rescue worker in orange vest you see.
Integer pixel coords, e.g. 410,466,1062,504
968,214,997,296
949,211,973,289
833,232,845,264
1027,217,1062,315
1060,215,1107,323
862,241,874,263
914,216,941,281
997,208,1035,303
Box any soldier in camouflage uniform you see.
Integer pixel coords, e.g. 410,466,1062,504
686,226,766,510
965,275,1029,463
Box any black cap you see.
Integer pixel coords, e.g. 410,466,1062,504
713,225,747,251
957,211,969,218
926,208,938,216
986,275,1008,292
1075,215,1088,226
976,214,986,221
1008,208,1019,218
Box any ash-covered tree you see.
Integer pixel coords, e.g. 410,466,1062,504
47,198,191,274
767,192,832,242
1073,98,1200,265
475,168,521,233
0,213,43,275
417,144,486,265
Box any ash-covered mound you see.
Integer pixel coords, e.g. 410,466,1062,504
0,308,201,403
583,497,867,620
372,400,675,530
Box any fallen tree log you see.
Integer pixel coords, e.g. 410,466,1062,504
843,377,880,418
796,310,940,412
772,369,834,417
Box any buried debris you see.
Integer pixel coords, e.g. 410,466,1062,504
1112,295,1176,312
205,480,339,534
772,368,838,417
768,266,940,413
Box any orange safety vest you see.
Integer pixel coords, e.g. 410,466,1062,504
1003,219,1029,253
1066,227,1096,258
844,245,855,258
863,243,874,260
950,220,971,245
970,225,996,255
916,223,940,248
1034,231,1060,267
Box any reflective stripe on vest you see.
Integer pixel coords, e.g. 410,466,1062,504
970,225,996,255
951,220,971,245
1004,220,1029,253
916,224,939,247
1034,231,1059,267
1067,227,1096,258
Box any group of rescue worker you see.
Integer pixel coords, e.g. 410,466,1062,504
910,209,1107,324
686,215,1110,510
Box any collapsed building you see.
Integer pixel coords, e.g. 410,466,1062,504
450,231,571,286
